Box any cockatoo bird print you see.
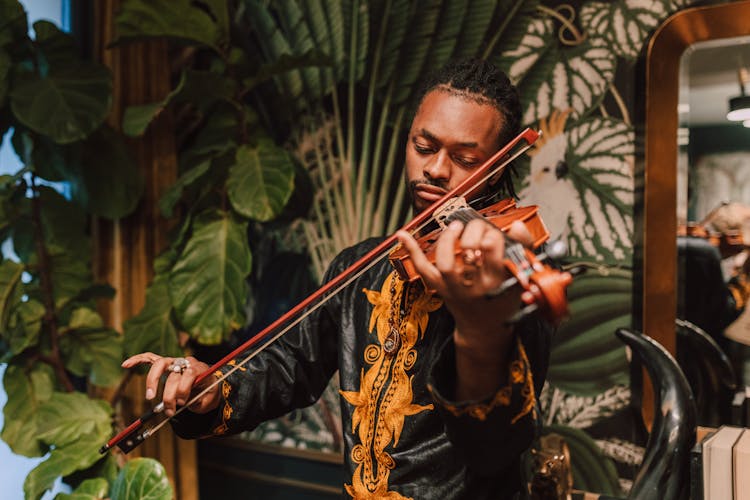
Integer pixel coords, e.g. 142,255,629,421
519,109,634,262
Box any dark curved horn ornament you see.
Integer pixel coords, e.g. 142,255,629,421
616,328,697,500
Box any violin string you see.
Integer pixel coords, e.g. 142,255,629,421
119,136,538,446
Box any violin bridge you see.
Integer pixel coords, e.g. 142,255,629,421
433,196,471,230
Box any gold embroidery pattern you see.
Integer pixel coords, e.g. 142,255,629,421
341,272,442,499
212,360,246,435
436,338,536,423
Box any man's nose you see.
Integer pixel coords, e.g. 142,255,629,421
423,151,451,181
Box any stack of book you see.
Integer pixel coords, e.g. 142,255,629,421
691,425,750,499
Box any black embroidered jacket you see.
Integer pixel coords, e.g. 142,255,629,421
172,238,553,499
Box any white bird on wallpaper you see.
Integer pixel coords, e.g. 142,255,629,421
520,109,634,262
520,110,579,244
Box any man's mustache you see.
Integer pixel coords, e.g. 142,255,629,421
409,179,448,192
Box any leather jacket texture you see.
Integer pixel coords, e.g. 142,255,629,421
173,237,553,499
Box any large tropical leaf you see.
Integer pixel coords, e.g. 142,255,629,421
519,116,633,263
546,268,632,395
274,0,325,101
60,316,123,387
0,0,27,47
24,438,102,500
9,63,111,144
110,458,173,500
35,391,111,448
227,141,296,222
123,274,182,358
580,0,670,60
35,248,93,309
495,17,617,124
114,0,228,53
6,298,44,355
33,20,79,64
169,214,251,344
56,478,109,500
1,362,54,457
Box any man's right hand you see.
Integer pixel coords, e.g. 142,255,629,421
121,353,221,416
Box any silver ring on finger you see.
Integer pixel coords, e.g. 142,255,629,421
167,357,190,374
462,248,483,267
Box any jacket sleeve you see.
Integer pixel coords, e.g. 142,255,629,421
170,257,348,439
426,315,553,476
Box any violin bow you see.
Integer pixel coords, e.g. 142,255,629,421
101,128,541,454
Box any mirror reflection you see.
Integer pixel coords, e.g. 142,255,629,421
677,36,750,424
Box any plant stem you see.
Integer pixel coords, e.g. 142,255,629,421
30,175,74,392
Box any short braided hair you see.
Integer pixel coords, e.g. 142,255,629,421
414,59,522,198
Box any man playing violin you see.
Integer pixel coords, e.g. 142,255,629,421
123,59,553,499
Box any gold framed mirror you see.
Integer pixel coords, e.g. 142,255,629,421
643,0,750,356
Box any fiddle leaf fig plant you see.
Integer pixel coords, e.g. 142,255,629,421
113,0,321,349
0,1,162,499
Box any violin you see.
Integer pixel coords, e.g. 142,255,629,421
389,196,573,325
101,127,577,454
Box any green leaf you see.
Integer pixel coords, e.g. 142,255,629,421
0,258,23,330
110,457,173,500
50,250,93,309
122,102,167,137
122,70,188,137
1,362,54,457
169,214,251,344
10,62,112,144
0,0,27,47
123,274,182,358
68,306,104,330
60,327,123,387
227,141,296,222
7,298,44,355
24,438,103,500
580,0,670,60
114,0,228,53
342,0,369,82
56,478,109,500
36,392,111,447
71,126,144,219
33,20,79,63
547,269,632,395
495,17,616,123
